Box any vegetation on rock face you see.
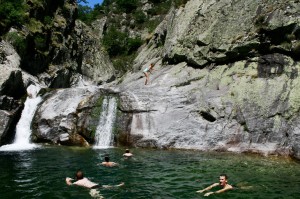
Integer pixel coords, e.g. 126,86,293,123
4,32,27,58
0,0,28,35
0,0,189,75
77,0,188,73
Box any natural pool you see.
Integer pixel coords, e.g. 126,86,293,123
0,147,299,199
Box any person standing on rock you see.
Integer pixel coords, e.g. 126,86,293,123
143,63,155,85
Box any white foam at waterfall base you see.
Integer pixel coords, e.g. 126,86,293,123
0,85,42,151
93,97,117,149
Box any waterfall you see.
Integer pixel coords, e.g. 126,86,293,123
0,85,42,151
93,96,117,149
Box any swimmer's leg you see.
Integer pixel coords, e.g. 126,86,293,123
144,72,149,85
89,189,104,199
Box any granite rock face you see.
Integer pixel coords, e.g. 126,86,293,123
31,87,98,146
113,0,300,159
31,86,119,146
0,41,27,145
2,0,300,160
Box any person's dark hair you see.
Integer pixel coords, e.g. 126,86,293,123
125,149,130,153
104,156,110,162
76,170,84,180
220,174,228,180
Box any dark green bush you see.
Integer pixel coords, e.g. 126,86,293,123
115,0,138,13
102,27,128,56
148,0,164,3
127,37,143,54
5,32,27,58
112,53,137,73
0,0,28,35
77,5,94,23
43,16,53,26
34,35,47,51
133,10,147,24
146,0,173,15
102,26,143,57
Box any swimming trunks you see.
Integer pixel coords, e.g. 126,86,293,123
91,184,101,189
143,67,149,73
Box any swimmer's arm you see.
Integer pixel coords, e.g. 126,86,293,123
102,182,125,188
204,185,233,196
97,162,105,166
215,185,233,193
196,183,219,193
65,177,74,185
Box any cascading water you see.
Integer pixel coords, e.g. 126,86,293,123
93,96,117,149
0,85,42,151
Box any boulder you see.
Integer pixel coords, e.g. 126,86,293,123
31,86,111,146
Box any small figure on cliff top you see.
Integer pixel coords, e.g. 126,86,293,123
99,156,118,167
143,63,155,85
123,149,133,158
196,174,233,196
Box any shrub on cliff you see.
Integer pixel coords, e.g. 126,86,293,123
0,0,28,35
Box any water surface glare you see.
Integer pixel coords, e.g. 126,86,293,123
0,147,300,199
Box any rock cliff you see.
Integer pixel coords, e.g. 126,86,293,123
1,0,300,160
113,0,300,159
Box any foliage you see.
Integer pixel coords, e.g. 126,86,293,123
147,0,172,15
102,27,128,56
27,18,43,33
34,34,47,51
5,31,27,58
115,0,139,13
143,18,161,32
77,5,94,23
43,16,53,26
148,0,164,3
133,10,147,24
112,53,137,73
102,27,143,57
174,0,189,8
0,0,28,35
102,24,143,72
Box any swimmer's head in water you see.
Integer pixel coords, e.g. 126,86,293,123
104,156,110,162
76,170,84,180
219,174,228,186
125,149,130,153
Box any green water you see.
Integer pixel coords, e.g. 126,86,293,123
0,147,300,199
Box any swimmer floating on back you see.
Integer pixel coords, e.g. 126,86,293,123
65,170,124,189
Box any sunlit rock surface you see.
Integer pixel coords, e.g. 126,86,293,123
31,86,112,146
113,0,300,159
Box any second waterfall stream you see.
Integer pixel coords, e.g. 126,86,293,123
93,96,117,149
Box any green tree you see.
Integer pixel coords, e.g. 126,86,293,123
102,27,128,56
0,0,28,35
77,5,93,23
115,0,138,13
